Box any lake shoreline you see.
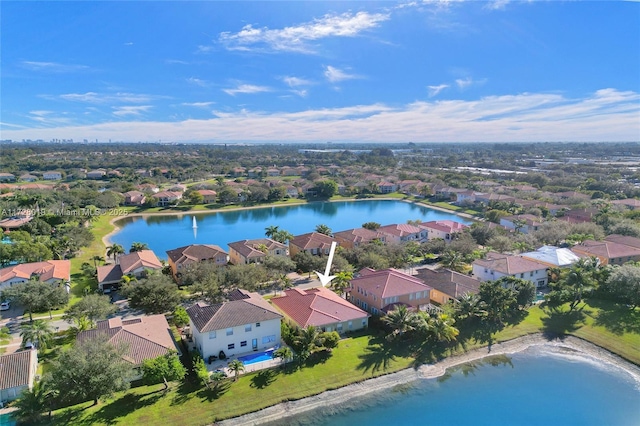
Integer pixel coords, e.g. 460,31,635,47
217,333,640,426
101,197,478,248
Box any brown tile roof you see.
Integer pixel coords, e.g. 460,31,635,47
333,228,386,245
416,269,481,299
0,260,70,285
0,350,36,391
378,223,422,237
0,215,34,229
118,250,163,274
571,240,640,260
227,239,286,259
604,234,640,249
420,220,468,233
501,214,543,226
166,244,228,265
611,198,640,209
350,268,432,299
473,252,547,275
97,264,123,284
152,191,182,199
271,287,368,328
77,314,178,365
187,290,282,333
290,232,337,251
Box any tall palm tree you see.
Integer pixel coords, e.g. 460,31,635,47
295,325,322,360
129,242,149,253
20,319,54,350
227,359,245,381
426,313,460,343
455,293,487,323
273,230,293,244
106,243,125,263
382,305,419,340
331,271,353,297
315,224,332,235
91,255,105,270
564,258,597,310
12,381,52,424
439,250,466,273
265,225,280,239
272,346,293,369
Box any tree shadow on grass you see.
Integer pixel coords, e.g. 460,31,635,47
170,378,200,406
589,300,640,335
540,308,587,339
196,380,231,402
249,369,277,389
304,350,332,368
356,336,410,375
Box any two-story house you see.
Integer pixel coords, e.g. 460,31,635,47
123,190,146,206
0,260,70,291
499,214,543,234
152,191,182,207
348,268,432,315
419,220,468,242
97,250,163,291
166,244,228,279
288,232,338,258
186,289,282,360
228,238,287,265
416,268,482,305
377,224,427,244
472,252,549,288
333,228,387,249
520,246,581,268
571,240,640,266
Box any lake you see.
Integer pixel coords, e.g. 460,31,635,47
275,347,640,426
109,200,472,258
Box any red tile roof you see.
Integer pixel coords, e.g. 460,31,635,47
333,228,386,245
166,244,228,266
290,232,337,251
0,260,70,285
0,350,36,391
271,287,368,328
350,268,431,299
119,250,163,274
420,220,468,233
572,240,640,260
227,239,286,259
378,223,422,237
473,252,548,275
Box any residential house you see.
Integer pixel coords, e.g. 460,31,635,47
377,182,398,194
571,240,640,266
0,349,38,403
196,189,218,204
474,193,516,205
186,289,282,360
348,268,432,315
334,228,387,249
611,198,640,210
230,167,245,177
97,250,163,291
0,173,15,182
420,220,468,242
472,252,548,288
500,214,543,234
561,208,599,224
285,186,299,198
271,287,369,333
43,171,62,180
228,239,287,265
76,315,180,379
0,260,70,291
512,185,538,193
152,191,182,207
378,223,427,244
19,174,37,182
0,214,33,231
416,269,481,305
455,190,481,206
604,234,640,249
520,246,581,268
266,168,280,177
166,244,228,279
288,232,338,258
86,169,107,179
123,190,146,206
554,191,590,201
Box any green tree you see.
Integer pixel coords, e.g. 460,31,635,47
188,191,204,205
172,306,190,328
192,354,211,387
439,250,467,273
47,337,133,405
382,305,419,340
129,242,149,253
423,313,459,343
272,346,293,368
64,294,117,328
106,243,125,262
294,325,322,362
315,224,332,235
227,359,245,381
20,319,54,350
320,331,340,351
604,264,640,308
122,274,182,314
12,381,53,424
330,271,353,297
2,280,69,321
142,352,187,389
272,229,294,244
315,180,338,198
91,255,105,269
362,222,381,230
265,225,280,239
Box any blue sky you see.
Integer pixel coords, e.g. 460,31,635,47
1,1,639,143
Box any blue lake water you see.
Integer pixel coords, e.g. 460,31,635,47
279,347,640,426
110,200,472,259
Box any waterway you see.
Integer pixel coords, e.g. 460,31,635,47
109,200,472,258
277,347,640,426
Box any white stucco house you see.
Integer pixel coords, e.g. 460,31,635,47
186,289,282,361
472,252,549,288
0,349,38,403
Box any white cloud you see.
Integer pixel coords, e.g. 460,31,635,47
485,0,511,10
21,61,89,72
166,59,189,65
219,11,389,53
181,102,215,108
124,42,134,46
6,89,639,143
59,92,155,104
186,77,210,87
455,77,486,90
112,106,152,117
282,76,312,87
324,66,359,83
428,84,450,97
222,84,271,96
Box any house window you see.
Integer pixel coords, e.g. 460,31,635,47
208,331,216,339
337,323,343,331
245,324,252,332
226,328,233,336
362,319,367,326
262,335,276,344
256,322,261,327
228,344,235,350
520,273,525,278
348,321,353,330
409,293,414,301
241,341,247,347
530,272,534,277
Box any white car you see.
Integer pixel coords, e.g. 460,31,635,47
0,301,9,311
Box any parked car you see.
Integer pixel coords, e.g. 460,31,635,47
0,301,9,311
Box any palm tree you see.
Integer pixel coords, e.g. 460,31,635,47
455,293,487,324
564,258,597,310
256,243,269,254
382,305,419,340
295,325,322,361
20,319,54,350
129,242,149,253
91,255,105,270
331,271,353,297
12,381,52,424
265,225,280,239
426,313,460,343
272,346,293,369
440,250,466,273
106,243,125,263
227,359,245,381
273,229,293,244
315,224,332,235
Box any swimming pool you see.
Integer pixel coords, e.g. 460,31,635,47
0,413,16,426
238,349,275,365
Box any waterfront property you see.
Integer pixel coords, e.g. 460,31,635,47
166,244,228,279
333,227,387,249
520,245,581,268
572,239,640,265
271,287,369,333
228,238,287,265
419,220,469,242
417,268,481,305
97,250,163,291
289,232,338,258
186,289,282,363
377,223,426,244
472,252,548,288
0,349,38,403
0,260,70,291
349,268,432,315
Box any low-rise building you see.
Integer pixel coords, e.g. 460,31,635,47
0,173,16,182
472,252,548,288
520,245,581,268
152,191,182,207
0,349,38,402
571,240,640,266
166,244,228,279
378,223,426,244
420,220,468,242
333,228,387,249
0,260,70,291
499,214,543,234
97,250,163,290
289,232,338,258
228,239,287,265
416,268,482,305
196,189,218,204
123,190,146,206
43,171,62,180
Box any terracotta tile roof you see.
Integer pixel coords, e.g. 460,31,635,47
290,232,337,251
118,250,163,274
501,214,543,226
77,314,178,366
196,189,217,196
0,350,36,390
97,264,123,284
571,240,640,260
350,268,432,299
334,228,386,245
152,191,182,199
378,223,422,237
0,215,34,229
473,252,547,274
604,234,640,249
166,244,228,266
228,239,286,259
417,268,481,298
611,198,640,209
0,260,70,285
420,220,468,233
187,290,282,333
271,287,368,328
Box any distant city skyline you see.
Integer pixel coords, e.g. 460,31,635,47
1,1,639,143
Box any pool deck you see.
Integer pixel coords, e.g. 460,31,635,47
190,345,287,378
